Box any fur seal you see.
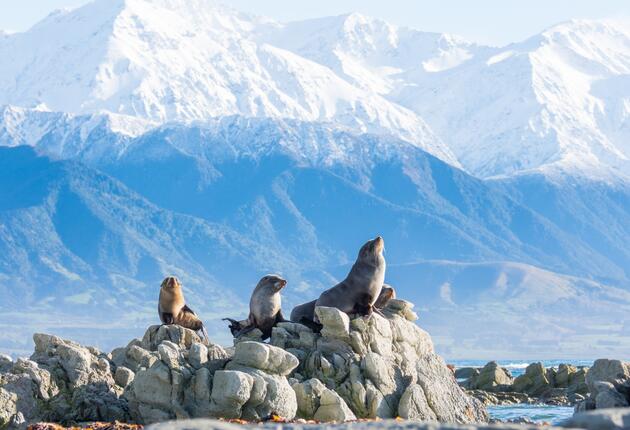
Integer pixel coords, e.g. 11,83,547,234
314,236,386,321
159,276,208,342
373,284,396,309
223,274,288,340
290,283,396,325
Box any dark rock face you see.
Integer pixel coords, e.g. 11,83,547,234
0,300,488,427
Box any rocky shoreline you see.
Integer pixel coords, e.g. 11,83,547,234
454,359,630,413
455,361,588,407
0,300,486,428
2,299,629,430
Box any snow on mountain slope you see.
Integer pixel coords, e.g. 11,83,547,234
0,0,457,165
392,19,630,180
263,15,630,181
260,13,485,94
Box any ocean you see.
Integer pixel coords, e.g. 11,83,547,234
450,359,593,424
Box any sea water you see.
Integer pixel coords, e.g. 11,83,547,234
487,404,574,425
450,359,592,424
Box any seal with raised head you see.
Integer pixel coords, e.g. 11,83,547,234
223,274,288,340
314,236,386,321
290,283,396,325
159,276,209,342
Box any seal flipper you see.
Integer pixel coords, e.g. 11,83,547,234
161,312,174,325
275,309,288,324
177,304,205,331
222,317,244,337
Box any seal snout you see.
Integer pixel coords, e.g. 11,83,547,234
274,278,287,290
161,276,179,289
374,236,384,253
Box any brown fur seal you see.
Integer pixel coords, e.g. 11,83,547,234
223,274,288,340
314,236,386,322
373,284,396,309
159,276,208,342
290,283,396,325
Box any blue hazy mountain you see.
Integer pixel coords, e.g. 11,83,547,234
1,118,629,358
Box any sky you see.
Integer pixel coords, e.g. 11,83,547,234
1,0,630,45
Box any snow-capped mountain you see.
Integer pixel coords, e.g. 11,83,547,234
3,0,630,180
263,15,630,181
0,0,457,165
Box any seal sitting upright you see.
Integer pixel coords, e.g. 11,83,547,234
159,276,209,342
314,236,386,322
223,274,288,340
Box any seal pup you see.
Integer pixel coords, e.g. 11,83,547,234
373,284,396,310
223,274,288,340
290,283,396,325
159,276,209,342
314,236,386,322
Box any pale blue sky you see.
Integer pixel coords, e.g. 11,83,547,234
2,0,630,45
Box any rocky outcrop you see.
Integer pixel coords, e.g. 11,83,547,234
466,362,513,392
271,300,486,423
457,361,590,406
0,334,130,428
0,300,487,427
575,359,630,414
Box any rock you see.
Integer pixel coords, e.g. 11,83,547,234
416,354,487,423
230,341,299,376
127,345,159,370
233,328,264,344
512,362,551,396
384,299,418,321
142,325,204,351
189,343,208,369
206,344,230,372
0,355,12,373
292,378,327,418
594,382,629,409
469,361,513,392
586,359,630,396
398,384,437,420
313,389,357,422
158,341,183,369
555,364,576,388
574,397,596,413
316,306,351,339
468,389,533,406
565,407,630,430
68,382,130,423
208,370,253,419
454,367,478,380
115,366,135,388
31,333,115,389
568,368,589,395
